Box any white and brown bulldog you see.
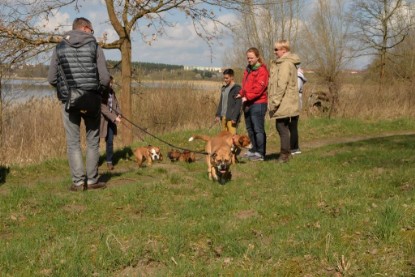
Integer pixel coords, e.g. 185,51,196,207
134,145,162,167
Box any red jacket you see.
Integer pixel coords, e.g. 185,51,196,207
239,63,269,105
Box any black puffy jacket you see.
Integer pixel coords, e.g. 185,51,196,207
55,32,100,101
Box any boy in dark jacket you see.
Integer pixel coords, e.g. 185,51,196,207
215,69,242,134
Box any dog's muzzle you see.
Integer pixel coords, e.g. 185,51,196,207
150,149,160,160
216,161,230,174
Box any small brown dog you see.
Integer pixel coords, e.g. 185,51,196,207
134,145,162,167
189,131,251,184
229,133,252,164
167,149,196,163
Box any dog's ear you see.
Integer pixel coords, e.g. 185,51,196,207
240,136,251,147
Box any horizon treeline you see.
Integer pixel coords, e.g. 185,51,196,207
7,60,187,79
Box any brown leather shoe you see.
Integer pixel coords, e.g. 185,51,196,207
69,183,86,191
107,163,114,170
87,182,107,190
277,152,291,163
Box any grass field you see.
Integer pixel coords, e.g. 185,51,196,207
1,118,415,276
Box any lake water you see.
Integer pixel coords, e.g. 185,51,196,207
1,78,221,103
2,79,55,102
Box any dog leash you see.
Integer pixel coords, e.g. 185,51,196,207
120,120,145,142
113,108,209,155
207,120,220,130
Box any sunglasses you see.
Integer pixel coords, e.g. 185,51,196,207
86,25,94,35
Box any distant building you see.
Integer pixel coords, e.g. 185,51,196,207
184,65,222,72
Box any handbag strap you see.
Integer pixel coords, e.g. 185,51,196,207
57,61,71,93
94,43,103,93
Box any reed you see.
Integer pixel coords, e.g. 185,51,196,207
1,79,414,165
0,83,219,165
336,79,415,119
302,78,415,119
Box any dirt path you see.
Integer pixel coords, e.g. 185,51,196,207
302,130,415,150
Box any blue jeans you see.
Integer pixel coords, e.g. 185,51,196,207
106,121,116,163
61,104,100,185
244,103,267,157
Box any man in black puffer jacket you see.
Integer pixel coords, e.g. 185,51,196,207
48,17,111,191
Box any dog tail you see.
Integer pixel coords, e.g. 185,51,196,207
188,135,210,142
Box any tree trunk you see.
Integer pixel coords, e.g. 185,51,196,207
0,75,3,148
120,39,133,145
328,81,339,119
380,49,386,81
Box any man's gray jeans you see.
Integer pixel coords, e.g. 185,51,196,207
61,104,100,185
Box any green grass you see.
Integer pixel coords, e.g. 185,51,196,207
1,118,415,276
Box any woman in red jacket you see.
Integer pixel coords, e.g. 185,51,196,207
236,47,269,161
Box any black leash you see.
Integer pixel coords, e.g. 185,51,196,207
120,120,145,142
208,120,219,130
114,108,208,155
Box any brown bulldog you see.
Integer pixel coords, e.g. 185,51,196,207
167,149,196,163
189,131,250,184
134,145,162,167
229,133,252,164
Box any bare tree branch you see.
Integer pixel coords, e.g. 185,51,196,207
350,0,415,80
0,0,249,145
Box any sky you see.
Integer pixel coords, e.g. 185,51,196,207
40,1,236,67
35,0,379,70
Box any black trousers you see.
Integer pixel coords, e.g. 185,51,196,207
276,116,299,154
288,115,299,150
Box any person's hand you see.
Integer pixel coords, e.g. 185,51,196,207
241,97,247,103
231,120,236,124
215,116,220,122
115,115,121,123
234,94,242,99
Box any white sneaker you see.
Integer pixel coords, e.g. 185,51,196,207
249,152,264,161
291,149,301,155
242,151,255,158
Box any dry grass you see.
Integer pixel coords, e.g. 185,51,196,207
1,79,414,165
0,98,66,165
301,79,415,119
0,84,219,166
131,83,219,134
337,80,415,119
